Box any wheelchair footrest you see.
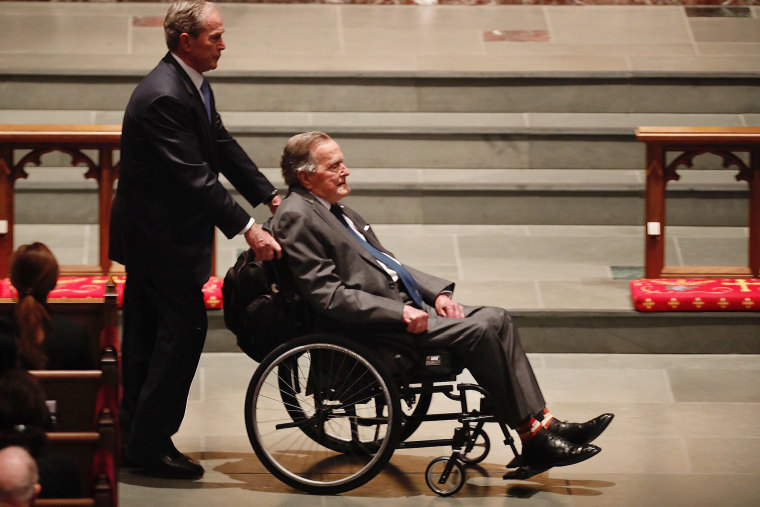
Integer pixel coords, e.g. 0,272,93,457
398,438,453,449
460,413,496,424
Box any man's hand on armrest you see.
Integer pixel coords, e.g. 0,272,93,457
244,222,282,261
402,305,429,334
435,294,464,319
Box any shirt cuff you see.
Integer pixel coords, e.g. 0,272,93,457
239,217,255,236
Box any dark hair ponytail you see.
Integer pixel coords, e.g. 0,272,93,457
9,243,59,369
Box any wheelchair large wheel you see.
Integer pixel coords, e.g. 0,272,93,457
245,335,402,494
278,347,431,450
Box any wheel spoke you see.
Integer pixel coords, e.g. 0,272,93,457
246,339,401,494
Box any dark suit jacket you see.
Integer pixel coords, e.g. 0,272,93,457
272,186,453,333
110,52,275,285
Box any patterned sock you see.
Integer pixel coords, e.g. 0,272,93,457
516,417,543,443
537,408,555,429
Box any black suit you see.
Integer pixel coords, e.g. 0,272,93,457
273,187,545,427
110,53,275,453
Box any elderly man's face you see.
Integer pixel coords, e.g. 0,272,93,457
299,140,351,204
185,5,226,73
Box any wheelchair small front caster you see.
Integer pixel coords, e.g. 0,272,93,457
425,456,465,496
460,428,490,464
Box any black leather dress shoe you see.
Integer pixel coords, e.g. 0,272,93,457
120,446,138,468
124,446,204,480
546,413,614,445
508,428,600,471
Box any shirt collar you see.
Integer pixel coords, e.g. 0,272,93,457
310,192,334,211
170,52,204,94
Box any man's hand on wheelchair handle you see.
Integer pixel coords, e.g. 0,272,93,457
244,222,282,261
435,294,464,319
402,305,428,334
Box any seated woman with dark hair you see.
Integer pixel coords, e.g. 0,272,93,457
0,243,95,370
0,369,81,499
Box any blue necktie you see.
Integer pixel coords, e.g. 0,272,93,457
200,79,212,121
330,204,424,308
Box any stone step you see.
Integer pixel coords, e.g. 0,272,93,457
1,73,758,114
15,220,755,354
204,309,760,354
13,168,749,226
2,110,755,171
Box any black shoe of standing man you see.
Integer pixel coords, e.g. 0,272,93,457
124,443,204,480
545,413,614,445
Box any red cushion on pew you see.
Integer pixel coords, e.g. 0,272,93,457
630,278,760,312
0,278,14,298
1,276,105,299
108,276,223,310
1,276,223,310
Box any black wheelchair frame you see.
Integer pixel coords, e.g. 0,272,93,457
243,331,537,496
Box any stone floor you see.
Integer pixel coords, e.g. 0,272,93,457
118,351,760,506
15,222,750,311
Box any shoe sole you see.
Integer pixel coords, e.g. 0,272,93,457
135,466,204,480
124,453,204,480
506,446,601,474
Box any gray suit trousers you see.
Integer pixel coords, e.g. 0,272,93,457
397,291,546,428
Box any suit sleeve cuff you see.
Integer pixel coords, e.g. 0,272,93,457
263,190,279,204
239,217,255,236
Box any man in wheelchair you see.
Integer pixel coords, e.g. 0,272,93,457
271,131,613,476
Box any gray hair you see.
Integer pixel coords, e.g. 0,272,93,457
0,446,38,505
164,0,214,51
280,131,333,187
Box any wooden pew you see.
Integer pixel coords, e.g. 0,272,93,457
19,372,118,507
31,371,102,432
44,432,114,507
30,369,117,468
1,286,120,506
0,292,120,434
35,500,96,507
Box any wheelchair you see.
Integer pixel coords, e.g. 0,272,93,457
243,331,539,496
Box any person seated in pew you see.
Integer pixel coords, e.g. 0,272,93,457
0,369,81,499
0,243,95,370
0,333,16,378
0,446,41,507
272,132,614,475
